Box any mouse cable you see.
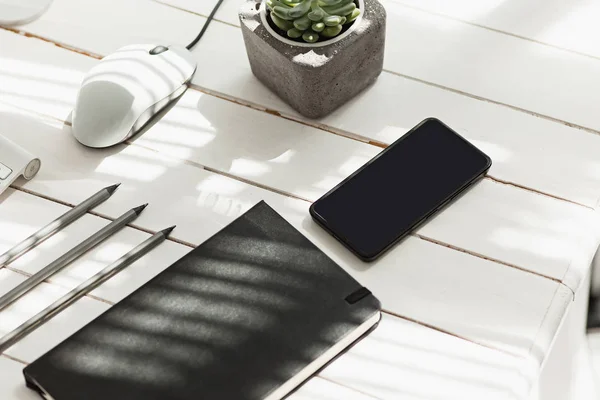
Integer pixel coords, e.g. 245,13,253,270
186,0,225,50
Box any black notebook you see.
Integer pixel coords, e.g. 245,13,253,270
24,201,381,400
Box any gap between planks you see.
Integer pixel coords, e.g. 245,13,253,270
2,27,102,60
3,265,114,306
1,353,27,365
384,310,529,360
0,26,596,211
413,233,563,285
317,375,383,400
153,0,240,29
381,67,600,147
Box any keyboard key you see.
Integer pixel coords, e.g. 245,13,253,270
0,163,12,180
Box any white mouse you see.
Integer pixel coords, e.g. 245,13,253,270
72,44,197,148
0,0,53,26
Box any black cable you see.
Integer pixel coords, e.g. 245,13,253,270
186,0,225,50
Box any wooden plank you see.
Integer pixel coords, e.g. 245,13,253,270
589,330,600,389
0,297,533,400
386,0,600,59
158,0,600,63
175,22,600,209
533,270,591,400
0,308,538,400
17,0,205,56
2,31,599,291
288,377,379,400
0,205,536,399
10,3,600,208
154,0,600,133
567,339,600,400
416,178,599,292
0,328,373,400
378,2,600,132
1,262,536,400
319,313,538,400
134,88,381,202
0,357,376,400
0,357,39,400
156,0,241,27
0,270,112,362
0,105,573,360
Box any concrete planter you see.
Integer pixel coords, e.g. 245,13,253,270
239,0,386,119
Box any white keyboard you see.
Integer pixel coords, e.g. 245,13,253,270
0,135,40,196
0,162,11,180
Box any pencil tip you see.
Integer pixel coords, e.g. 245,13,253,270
105,183,121,194
160,225,176,237
133,203,149,215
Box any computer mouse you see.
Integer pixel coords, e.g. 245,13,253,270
72,44,197,148
0,0,53,26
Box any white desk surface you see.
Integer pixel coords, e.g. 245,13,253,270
2,0,600,398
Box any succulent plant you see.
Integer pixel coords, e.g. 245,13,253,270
266,0,361,43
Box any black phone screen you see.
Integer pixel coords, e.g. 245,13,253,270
310,118,491,261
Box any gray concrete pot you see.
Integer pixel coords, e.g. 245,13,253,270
239,0,386,119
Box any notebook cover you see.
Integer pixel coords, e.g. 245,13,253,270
23,201,381,400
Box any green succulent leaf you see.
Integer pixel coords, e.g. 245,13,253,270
308,9,324,21
270,0,359,42
272,6,295,20
288,0,312,18
267,0,292,9
287,28,304,38
311,22,325,32
321,24,343,37
293,15,311,30
271,13,295,30
322,0,354,13
302,30,320,43
318,0,343,6
323,15,343,26
321,0,353,8
345,8,360,23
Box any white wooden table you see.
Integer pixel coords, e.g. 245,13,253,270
2,0,600,399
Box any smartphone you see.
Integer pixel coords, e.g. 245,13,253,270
310,118,492,262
